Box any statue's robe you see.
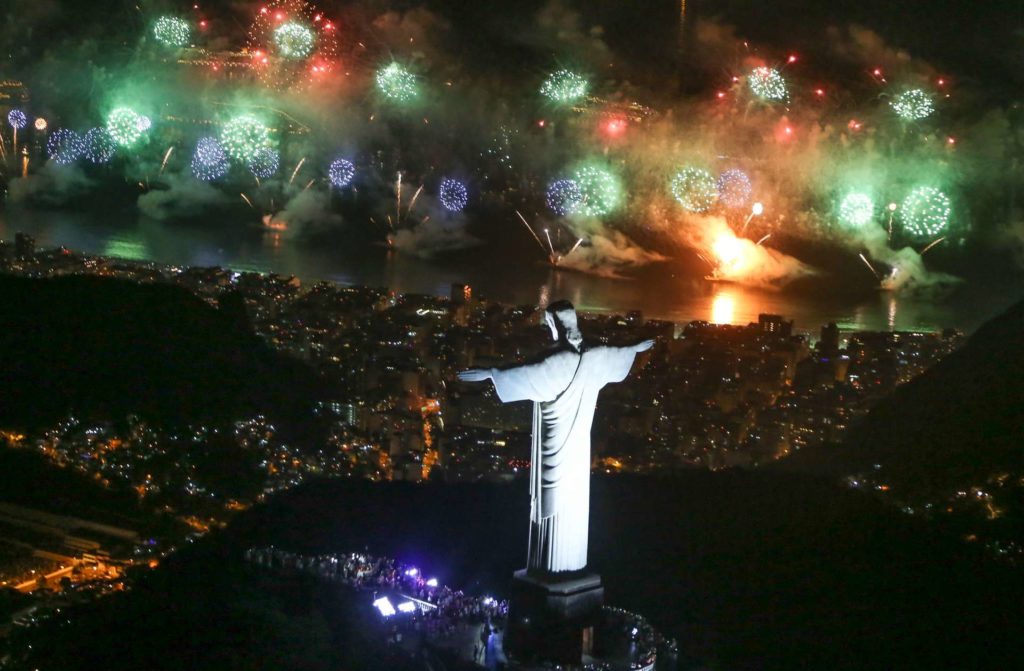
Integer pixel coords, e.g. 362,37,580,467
491,345,639,573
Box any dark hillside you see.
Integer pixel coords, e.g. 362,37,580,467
0,274,320,429
14,474,1024,670
842,297,1024,498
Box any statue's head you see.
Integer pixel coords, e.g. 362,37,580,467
544,300,583,351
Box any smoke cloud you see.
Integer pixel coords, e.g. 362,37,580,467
8,162,95,206
560,230,667,279
262,188,343,237
137,172,232,221
391,217,480,258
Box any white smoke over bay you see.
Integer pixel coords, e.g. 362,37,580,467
7,162,95,206
137,172,232,221
560,230,667,278
263,189,342,237
391,216,480,258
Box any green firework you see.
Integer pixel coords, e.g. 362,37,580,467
106,107,144,147
670,167,717,213
901,187,950,237
274,22,315,59
891,89,934,121
375,63,418,103
748,67,787,101
153,16,191,48
220,115,272,164
540,69,588,104
838,192,875,229
571,163,622,217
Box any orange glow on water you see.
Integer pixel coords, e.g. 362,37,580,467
262,215,289,231
711,292,736,324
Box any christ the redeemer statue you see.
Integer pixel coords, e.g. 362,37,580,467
458,301,652,574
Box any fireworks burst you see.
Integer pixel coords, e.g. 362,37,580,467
376,62,418,103
220,115,272,164
741,202,764,233
7,109,26,130
748,67,787,102
540,69,588,104
159,146,175,175
248,146,280,179
859,253,881,280
83,128,117,164
712,233,745,273
248,0,339,88
920,236,947,256
484,125,517,171
274,22,315,59
515,210,548,254
407,184,424,217
514,211,582,266
571,164,622,218
439,178,468,212
153,16,191,48
46,129,85,165
191,137,230,181
838,192,875,229
891,89,934,121
289,156,306,185
328,157,355,188
106,107,145,147
670,167,717,213
716,169,752,208
546,178,585,216
901,186,951,237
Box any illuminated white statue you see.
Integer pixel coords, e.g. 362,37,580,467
458,301,653,573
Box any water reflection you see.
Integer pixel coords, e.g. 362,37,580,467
0,208,1016,334
103,235,148,261
537,281,550,308
264,231,283,250
711,291,736,324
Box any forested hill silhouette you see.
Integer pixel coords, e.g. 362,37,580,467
841,295,1024,499
15,474,1024,670
0,274,320,429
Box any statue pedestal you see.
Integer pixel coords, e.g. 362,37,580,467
505,569,604,665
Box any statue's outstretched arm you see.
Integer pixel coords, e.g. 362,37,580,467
632,339,655,353
457,368,495,383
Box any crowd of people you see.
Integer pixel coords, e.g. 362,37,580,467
244,546,510,664
600,606,668,671
244,546,675,670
